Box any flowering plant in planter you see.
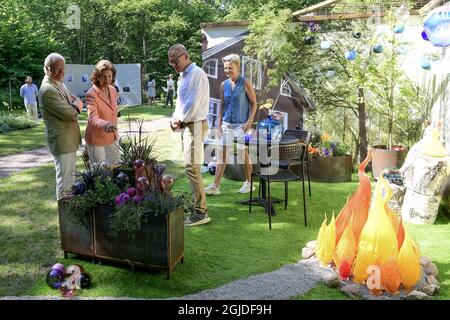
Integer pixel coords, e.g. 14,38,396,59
66,157,121,215
111,160,191,236
308,131,351,158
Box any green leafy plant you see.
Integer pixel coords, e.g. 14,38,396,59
0,112,38,133
118,116,159,168
111,192,191,237
93,179,121,207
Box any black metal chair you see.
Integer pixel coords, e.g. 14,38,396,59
283,129,312,197
249,142,307,230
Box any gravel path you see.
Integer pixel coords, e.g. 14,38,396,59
0,259,327,300
0,117,171,179
0,146,54,178
175,259,327,300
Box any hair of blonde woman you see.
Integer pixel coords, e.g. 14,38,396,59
90,59,117,86
222,54,240,67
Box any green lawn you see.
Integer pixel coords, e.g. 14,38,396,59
0,104,172,156
1,161,449,298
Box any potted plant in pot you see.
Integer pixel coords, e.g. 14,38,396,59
307,132,353,182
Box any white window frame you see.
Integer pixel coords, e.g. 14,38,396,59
280,79,292,97
208,98,221,128
203,58,218,79
241,56,262,90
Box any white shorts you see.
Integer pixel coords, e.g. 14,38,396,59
222,122,245,140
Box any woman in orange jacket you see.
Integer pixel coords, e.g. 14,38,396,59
85,60,120,166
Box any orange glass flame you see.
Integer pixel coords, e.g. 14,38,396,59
314,155,421,292
335,151,372,243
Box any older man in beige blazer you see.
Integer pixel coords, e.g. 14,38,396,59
38,53,83,200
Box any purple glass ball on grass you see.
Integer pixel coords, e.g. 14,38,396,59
46,268,64,289
51,263,65,274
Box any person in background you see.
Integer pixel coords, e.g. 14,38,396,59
20,76,39,121
168,44,210,226
84,59,120,166
165,74,174,108
204,54,257,195
146,75,156,107
38,53,83,200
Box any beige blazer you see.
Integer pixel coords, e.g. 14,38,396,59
84,85,118,146
38,76,82,155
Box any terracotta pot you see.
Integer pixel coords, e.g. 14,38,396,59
371,145,407,179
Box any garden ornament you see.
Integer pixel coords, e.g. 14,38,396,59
423,5,450,47
344,49,357,60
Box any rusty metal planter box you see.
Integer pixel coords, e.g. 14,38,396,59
93,206,184,278
57,199,95,258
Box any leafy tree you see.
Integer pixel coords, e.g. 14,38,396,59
224,0,319,20
245,6,422,163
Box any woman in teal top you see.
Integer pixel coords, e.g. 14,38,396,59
205,54,257,195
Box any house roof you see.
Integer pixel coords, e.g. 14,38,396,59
200,20,253,29
202,31,249,61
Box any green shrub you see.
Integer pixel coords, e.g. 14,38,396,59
0,113,38,133
0,90,23,112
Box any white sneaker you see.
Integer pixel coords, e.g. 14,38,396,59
205,183,221,195
239,181,256,194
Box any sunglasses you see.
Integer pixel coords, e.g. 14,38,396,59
169,53,185,66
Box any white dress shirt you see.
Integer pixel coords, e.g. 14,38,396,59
172,63,210,123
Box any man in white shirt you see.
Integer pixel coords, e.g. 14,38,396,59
168,44,210,226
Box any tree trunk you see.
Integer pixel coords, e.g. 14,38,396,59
358,87,368,166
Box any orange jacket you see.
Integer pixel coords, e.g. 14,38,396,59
85,85,118,146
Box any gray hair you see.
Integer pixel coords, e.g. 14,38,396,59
44,53,65,75
222,54,240,66
168,44,187,56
